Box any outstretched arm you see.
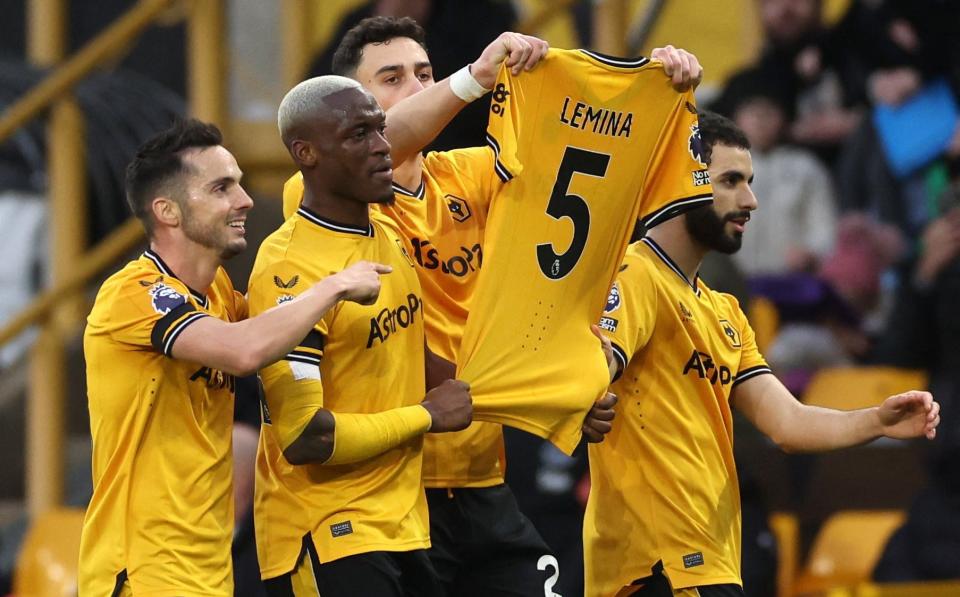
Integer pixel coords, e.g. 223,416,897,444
385,32,549,165
732,374,940,453
171,261,390,376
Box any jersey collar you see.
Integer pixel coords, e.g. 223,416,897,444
297,205,374,237
392,180,425,199
142,249,209,307
640,237,701,297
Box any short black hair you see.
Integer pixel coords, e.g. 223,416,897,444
331,16,428,77
697,110,751,166
125,118,223,234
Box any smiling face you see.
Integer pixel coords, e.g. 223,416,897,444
175,145,252,259
684,143,757,254
353,36,435,111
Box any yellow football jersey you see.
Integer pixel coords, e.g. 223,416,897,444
248,206,430,577
80,250,246,597
457,48,714,454
584,238,772,596
282,148,507,488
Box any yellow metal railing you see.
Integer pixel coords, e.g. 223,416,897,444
0,0,226,516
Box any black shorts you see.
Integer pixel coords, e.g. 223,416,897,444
427,484,561,596
263,534,443,597
619,561,744,597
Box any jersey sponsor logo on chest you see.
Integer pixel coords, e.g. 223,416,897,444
559,97,634,138
190,366,235,392
410,237,482,277
367,293,422,348
682,350,733,386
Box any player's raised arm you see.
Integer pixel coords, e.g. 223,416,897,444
170,261,391,377
732,374,940,452
282,379,473,465
385,32,549,165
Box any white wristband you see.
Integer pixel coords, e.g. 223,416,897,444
449,65,491,103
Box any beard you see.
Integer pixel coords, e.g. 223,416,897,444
180,201,246,260
683,205,749,254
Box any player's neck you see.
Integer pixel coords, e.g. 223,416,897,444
392,154,423,191
301,185,370,229
148,237,220,295
645,221,707,281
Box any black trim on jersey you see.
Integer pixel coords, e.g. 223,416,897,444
286,351,321,366
485,134,514,182
300,329,325,350
611,343,629,382
733,365,773,386
640,237,701,296
143,249,209,307
579,49,650,69
110,569,128,597
297,206,374,237
285,329,325,367
641,193,714,229
150,302,209,356
392,180,425,199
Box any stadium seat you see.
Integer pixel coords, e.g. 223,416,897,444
801,367,928,411
793,510,906,595
769,511,799,597
13,507,84,597
748,296,779,355
850,580,960,596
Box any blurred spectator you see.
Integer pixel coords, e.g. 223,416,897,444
756,215,904,393
873,445,960,582
872,174,960,448
755,0,866,155
714,67,838,276
307,0,517,150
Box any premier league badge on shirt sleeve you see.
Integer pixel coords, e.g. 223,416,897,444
142,277,187,315
604,281,622,314
688,124,707,168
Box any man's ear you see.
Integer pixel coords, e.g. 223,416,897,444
291,139,318,168
151,196,182,229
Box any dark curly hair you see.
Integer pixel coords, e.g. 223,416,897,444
696,110,751,166
332,16,428,77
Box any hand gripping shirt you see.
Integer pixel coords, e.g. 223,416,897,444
456,48,714,453
584,238,773,596
282,148,507,488
80,251,246,597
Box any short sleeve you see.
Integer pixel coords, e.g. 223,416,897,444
103,271,208,357
484,62,527,182
423,146,502,216
727,296,773,386
600,256,658,379
639,93,714,228
282,172,304,220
